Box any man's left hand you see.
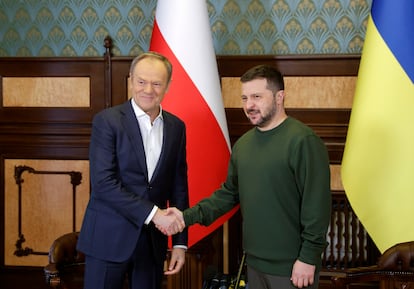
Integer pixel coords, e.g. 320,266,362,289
290,259,315,288
164,247,185,275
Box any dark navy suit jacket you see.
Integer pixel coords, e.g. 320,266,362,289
77,100,189,265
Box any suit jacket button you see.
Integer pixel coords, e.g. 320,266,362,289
147,185,152,190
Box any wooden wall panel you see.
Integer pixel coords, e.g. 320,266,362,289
110,57,133,106
3,77,90,107
0,58,107,120
4,159,89,267
284,76,356,109
222,76,356,109
0,57,107,269
0,54,366,289
217,55,360,77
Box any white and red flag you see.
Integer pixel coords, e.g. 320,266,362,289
149,0,237,247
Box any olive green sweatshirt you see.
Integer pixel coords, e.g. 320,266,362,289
184,117,331,276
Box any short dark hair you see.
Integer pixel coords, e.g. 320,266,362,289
240,65,284,93
129,51,173,83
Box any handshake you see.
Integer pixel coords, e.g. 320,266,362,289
152,207,185,236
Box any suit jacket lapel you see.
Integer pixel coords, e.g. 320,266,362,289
119,101,149,181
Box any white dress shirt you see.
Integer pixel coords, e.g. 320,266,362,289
131,100,187,249
131,99,163,224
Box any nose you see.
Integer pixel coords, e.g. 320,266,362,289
143,82,154,93
244,97,255,109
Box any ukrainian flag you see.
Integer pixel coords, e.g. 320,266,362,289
341,0,414,253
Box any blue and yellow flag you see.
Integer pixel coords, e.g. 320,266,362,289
341,0,414,253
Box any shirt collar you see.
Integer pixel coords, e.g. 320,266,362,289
131,98,164,121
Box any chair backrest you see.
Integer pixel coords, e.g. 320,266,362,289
331,241,414,289
44,231,85,287
48,232,84,266
378,241,414,272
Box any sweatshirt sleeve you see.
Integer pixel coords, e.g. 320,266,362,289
184,158,239,227
183,185,239,226
295,134,332,265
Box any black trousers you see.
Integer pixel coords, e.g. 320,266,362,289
83,229,163,289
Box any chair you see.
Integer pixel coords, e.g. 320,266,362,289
43,232,134,289
331,241,414,289
44,232,85,288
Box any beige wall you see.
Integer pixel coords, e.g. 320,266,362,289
3,77,90,107
221,76,356,109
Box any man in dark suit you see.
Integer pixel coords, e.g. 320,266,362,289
77,52,189,289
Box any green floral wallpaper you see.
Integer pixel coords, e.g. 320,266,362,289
0,0,371,57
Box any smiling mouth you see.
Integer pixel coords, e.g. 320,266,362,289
140,94,154,101
247,110,260,117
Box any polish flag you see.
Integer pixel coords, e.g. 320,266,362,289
150,0,238,247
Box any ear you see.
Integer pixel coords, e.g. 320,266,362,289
165,79,172,93
277,90,285,103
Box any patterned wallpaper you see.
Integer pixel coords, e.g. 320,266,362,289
0,0,372,57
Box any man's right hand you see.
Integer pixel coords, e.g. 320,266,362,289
152,207,185,236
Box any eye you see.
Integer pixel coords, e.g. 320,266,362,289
241,96,247,102
137,79,146,86
152,82,162,88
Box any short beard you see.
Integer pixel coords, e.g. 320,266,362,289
250,98,277,128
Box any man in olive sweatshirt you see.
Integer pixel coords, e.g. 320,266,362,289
163,65,331,289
